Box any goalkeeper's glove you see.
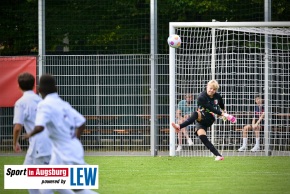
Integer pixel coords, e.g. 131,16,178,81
223,113,237,123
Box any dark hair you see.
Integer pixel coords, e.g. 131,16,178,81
18,72,35,91
39,74,57,94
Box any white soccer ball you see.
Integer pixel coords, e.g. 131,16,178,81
167,34,181,48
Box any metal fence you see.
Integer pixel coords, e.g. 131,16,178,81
1,54,289,156
0,54,170,155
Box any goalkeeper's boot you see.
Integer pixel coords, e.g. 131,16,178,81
187,138,194,146
176,145,182,151
238,146,247,151
251,145,260,152
215,156,224,161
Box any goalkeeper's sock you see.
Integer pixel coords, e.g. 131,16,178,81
199,135,222,156
179,112,198,129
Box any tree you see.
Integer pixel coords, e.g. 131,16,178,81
0,0,38,55
0,0,289,55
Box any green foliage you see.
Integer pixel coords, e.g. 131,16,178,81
0,0,38,55
44,0,151,54
0,0,290,55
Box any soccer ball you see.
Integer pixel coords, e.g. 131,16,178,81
167,34,181,48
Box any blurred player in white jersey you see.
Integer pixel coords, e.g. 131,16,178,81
24,74,98,194
13,72,52,194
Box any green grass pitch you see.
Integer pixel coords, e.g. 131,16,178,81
1,156,290,194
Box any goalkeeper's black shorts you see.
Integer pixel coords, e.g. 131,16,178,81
194,110,215,136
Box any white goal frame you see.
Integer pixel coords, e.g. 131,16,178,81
169,21,290,157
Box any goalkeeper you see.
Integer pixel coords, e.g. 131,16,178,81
171,80,236,161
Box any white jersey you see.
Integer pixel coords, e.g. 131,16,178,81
35,93,86,165
13,91,52,158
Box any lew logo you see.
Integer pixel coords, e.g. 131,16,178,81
70,167,98,186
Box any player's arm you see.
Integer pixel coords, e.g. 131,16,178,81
24,102,48,140
217,95,227,118
259,112,265,119
197,96,222,115
253,112,265,128
198,95,236,123
70,106,86,139
219,95,227,115
215,94,236,122
13,124,23,152
12,102,24,152
23,126,44,139
252,117,256,125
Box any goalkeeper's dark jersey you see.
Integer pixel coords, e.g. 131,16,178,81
197,91,225,116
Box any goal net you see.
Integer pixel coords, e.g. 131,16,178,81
169,22,290,157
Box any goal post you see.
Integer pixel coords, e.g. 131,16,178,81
169,21,290,157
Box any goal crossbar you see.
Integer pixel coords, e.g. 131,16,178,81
170,21,290,28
